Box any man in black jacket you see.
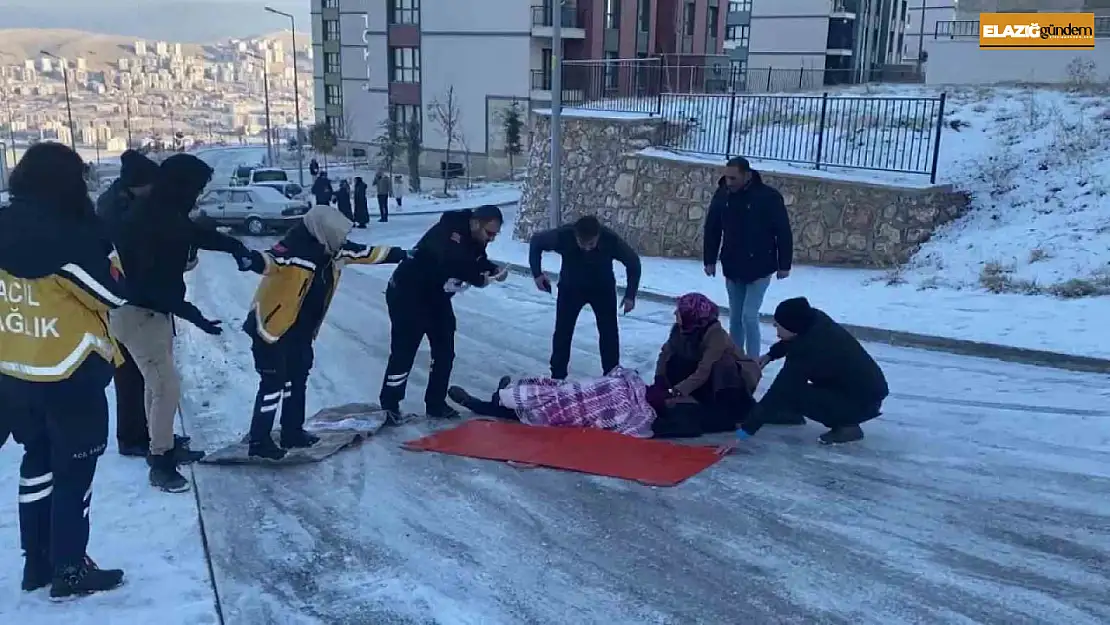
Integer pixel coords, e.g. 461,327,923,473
110,154,258,493
737,297,888,445
379,205,507,422
529,215,641,380
703,156,793,359
96,151,163,457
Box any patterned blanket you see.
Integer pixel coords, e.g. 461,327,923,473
507,367,657,438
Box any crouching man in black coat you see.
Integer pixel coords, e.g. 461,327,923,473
737,297,888,445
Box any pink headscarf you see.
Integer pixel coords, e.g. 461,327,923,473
675,292,720,333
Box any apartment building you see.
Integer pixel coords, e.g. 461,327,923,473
311,0,726,178
725,0,907,84
956,0,1110,15
902,0,957,62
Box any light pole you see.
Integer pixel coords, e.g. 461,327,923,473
549,0,563,229
41,50,77,151
265,6,304,186
124,91,133,148
246,51,274,166
2,86,17,163
915,0,927,73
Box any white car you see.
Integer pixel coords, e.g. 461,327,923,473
193,185,310,235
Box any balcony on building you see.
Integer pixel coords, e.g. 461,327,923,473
531,3,586,39
826,16,856,55
529,69,585,103
830,0,857,20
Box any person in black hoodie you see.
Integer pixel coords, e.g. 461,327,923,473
96,150,165,457
529,215,641,380
110,153,259,493
703,156,793,359
311,171,333,206
736,297,888,445
353,176,369,228
0,142,126,598
378,205,508,422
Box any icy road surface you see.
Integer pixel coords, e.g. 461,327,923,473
175,216,1110,625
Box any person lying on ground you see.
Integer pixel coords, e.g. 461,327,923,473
736,297,889,445
646,292,763,438
447,367,657,438
239,204,409,460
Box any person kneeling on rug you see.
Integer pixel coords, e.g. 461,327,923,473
646,292,762,438
737,297,888,445
447,367,657,438
241,205,408,459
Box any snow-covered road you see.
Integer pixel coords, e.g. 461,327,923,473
166,214,1110,625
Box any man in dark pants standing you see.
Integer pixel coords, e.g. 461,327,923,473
372,171,392,222
736,297,888,445
96,150,161,457
379,205,507,422
529,216,641,380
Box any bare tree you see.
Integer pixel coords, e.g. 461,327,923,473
376,114,405,177
457,128,474,190
427,85,461,195
309,121,338,170
340,108,359,162
500,99,524,180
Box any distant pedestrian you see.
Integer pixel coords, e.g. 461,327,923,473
372,171,392,222
703,156,793,358
393,174,405,209
311,171,333,206
529,215,641,380
309,158,320,178
353,176,369,228
335,180,353,221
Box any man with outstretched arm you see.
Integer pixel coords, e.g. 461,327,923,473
378,205,508,422
240,205,407,459
734,297,888,446
529,215,641,380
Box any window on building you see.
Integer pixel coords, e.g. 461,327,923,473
684,2,696,36
321,0,338,8
389,0,420,25
324,52,341,74
728,0,752,12
389,47,420,82
603,51,619,90
604,0,621,29
391,104,421,135
541,47,553,88
326,115,343,138
637,0,650,32
707,6,719,37
323,19,340,41
325,84,342,106
726,24,749,47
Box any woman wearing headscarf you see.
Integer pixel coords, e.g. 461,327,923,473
647,292,761,438
0,142,127,598
240,204,408,459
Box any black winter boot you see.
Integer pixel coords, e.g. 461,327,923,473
248,437,287,460
49,555,124,600
21,551,51,592
279,428,319,449
148,453,190,493
818,425,864,445
426,404,462,420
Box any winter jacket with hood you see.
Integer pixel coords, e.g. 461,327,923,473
655,321,761,397
0,153,127,384
115,154,248,323
388,208,499,302
703,171,793,284
244,205,407,344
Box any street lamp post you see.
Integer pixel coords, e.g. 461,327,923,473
265,6,304,186
2,87,17,163
549,0,564,229
41,50,77,151
247,52,275,167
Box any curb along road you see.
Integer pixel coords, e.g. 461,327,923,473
500,263,1110,375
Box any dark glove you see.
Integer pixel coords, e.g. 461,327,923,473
236,250,265,273
195,318,223,336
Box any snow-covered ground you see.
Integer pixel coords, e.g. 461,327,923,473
2,209,1108,624
577,84,1110,297
0,398,218,623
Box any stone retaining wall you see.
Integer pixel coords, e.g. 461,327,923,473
516,112,970,267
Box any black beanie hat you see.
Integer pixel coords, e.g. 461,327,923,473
773,297,815,334
119,150,159,188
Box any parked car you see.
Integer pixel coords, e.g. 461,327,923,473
231,166,289,187
251,181,307,201
192,185,310,235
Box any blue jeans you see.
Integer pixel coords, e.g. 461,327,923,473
725,276,772,358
